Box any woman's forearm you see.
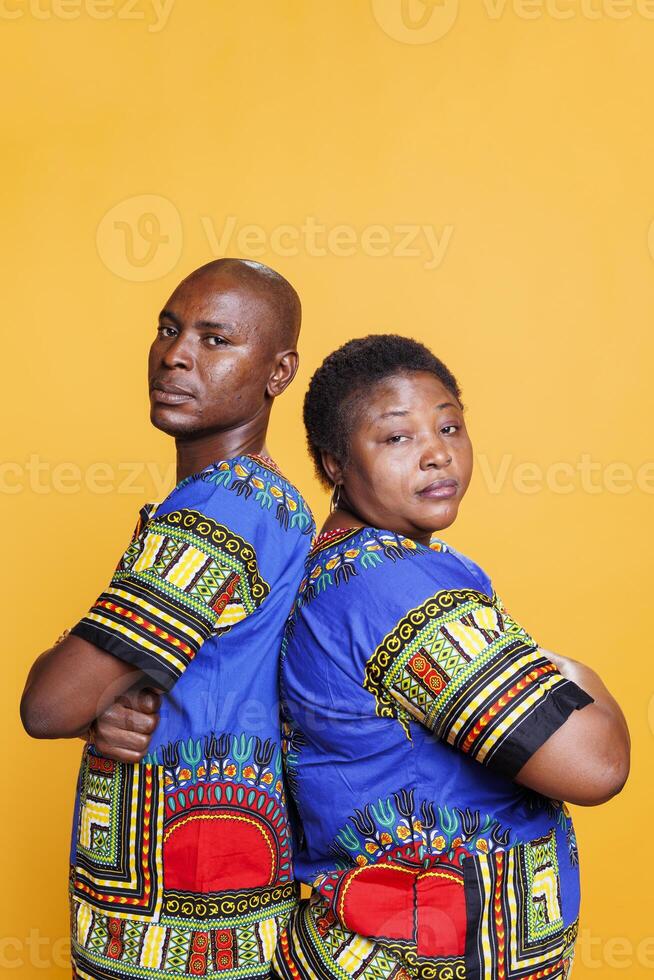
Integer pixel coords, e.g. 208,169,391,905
544,649,630,744
515,649,630,806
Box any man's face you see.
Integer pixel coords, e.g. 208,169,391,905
148,270,281,438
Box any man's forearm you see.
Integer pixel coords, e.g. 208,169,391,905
20,634,144,740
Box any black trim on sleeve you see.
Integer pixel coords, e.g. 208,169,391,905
485,679,595,779
70,621,178,692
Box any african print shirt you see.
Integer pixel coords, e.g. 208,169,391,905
279,526,594,980
68,454,314,980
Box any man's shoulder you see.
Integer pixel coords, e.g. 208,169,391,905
160,454,315,551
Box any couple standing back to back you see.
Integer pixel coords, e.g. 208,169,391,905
21,258,629,980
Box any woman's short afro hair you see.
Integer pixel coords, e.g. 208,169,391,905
303,334,463,489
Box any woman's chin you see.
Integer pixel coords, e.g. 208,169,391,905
418,499,460,534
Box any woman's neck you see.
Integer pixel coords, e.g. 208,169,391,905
320,506,365,535
319,506,433,547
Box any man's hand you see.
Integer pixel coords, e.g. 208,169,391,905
91,687,162,764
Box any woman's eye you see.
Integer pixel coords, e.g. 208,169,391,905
386,435,408,444
441,425,459,435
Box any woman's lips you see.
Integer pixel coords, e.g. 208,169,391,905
417,479,458,499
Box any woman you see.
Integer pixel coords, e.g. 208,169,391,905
274,335,629,980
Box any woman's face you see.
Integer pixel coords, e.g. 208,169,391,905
336,371,473,543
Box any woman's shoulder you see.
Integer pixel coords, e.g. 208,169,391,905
288,525,493,627
435,540,493,596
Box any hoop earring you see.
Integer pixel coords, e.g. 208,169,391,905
330,483,342,513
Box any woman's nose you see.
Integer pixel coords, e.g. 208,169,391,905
420,435,452,469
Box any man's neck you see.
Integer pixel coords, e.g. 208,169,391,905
175,425,271,483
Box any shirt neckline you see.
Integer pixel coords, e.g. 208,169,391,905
309,524,446,558
146,452,284,516
175,451,283,490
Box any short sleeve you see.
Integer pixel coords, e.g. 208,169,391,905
364,587,594,779
70,504,270,691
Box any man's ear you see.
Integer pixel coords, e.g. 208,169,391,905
320,450,344,487
267,350,299,398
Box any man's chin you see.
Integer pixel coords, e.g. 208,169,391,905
150,406,198,438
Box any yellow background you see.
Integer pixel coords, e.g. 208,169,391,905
2,1,652,975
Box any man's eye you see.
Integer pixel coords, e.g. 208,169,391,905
205,336,228,346
157,325,177,338
441,425,459,435
387,435,408,444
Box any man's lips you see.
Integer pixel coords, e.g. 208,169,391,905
417,478,459,499
150,381,195,404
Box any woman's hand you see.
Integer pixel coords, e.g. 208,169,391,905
515,649,630,806
90,687,162,764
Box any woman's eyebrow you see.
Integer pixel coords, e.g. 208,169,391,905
379,402,458,419
379,409,410,419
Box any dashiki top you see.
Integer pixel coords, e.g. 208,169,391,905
68,454,314,980
279,526,594,980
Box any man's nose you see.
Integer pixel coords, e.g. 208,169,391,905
161,334,193,370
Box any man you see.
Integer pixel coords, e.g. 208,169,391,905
21,259,315,980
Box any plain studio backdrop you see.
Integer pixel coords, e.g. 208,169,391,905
2,2,652,976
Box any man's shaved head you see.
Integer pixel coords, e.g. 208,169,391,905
149,258,303,451
181,258,302,351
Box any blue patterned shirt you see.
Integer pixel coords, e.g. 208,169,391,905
68,454,314,980
280,525,593,978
